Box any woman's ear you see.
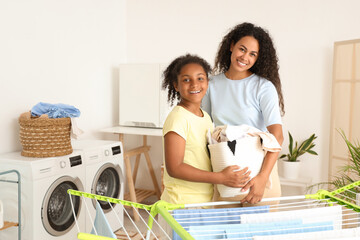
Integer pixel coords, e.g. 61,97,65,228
230,41,234,52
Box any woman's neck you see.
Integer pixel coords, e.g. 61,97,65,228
178,102,203,117
225,69,252,80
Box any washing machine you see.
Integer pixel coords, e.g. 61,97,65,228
72,139,125,234
0,151,86,240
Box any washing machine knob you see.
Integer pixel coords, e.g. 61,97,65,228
104,149,110,156
60,160,66,168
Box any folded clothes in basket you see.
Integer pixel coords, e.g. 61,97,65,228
209,125,281,152
30,102,84,139
172,205,269,240
207,124,281,198
31,102,81,118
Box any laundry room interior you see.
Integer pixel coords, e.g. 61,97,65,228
1,0,360,240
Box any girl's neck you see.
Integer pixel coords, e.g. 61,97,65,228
178,102,203,117
225,69,252,80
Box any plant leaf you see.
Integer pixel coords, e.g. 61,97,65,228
288,132,293,155
307,149,318,155
339,129,360,173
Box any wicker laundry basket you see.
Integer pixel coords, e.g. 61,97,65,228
19,112,73,157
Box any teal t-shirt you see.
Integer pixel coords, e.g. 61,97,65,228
202,73,282,131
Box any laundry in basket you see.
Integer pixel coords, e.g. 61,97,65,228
207,125,281,198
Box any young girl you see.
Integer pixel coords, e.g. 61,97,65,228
161,53,250,205
202,22,285,205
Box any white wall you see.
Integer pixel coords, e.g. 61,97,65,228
0,0,127,152
125,0,360,191
1,0,360,195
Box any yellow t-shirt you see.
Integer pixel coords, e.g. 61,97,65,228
161,106,214,204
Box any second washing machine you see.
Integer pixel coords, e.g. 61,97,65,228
72,139,125,234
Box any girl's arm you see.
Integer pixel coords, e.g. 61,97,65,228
240,124,284,204
164,131,250,187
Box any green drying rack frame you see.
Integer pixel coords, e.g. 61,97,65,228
68,180,360,240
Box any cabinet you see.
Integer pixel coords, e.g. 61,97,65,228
0,169,21,240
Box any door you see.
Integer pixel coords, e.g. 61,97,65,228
91,163,123,212
329,39,360,179
42,176,84,236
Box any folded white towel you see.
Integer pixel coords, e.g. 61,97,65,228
70,118,84,139
225,124,262,142
253,226,360,240
241,205,342,230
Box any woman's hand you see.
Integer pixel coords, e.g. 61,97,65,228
219,166,251,188
240,124,283,204
240,173,268,204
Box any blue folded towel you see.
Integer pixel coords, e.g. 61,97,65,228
90,201,117,239
31,102,80,118
172,205,269,240
188,220,334,240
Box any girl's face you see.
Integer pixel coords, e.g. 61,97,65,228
229,36,259,76
174,63,208,107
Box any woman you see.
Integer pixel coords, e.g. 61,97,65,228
202,22,285,205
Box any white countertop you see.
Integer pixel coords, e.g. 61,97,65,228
101,126,162,137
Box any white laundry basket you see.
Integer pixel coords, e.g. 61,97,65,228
208,136,265,198
0,200,3,229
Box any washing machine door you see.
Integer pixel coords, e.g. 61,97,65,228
91,162,123,212
42,176,84,236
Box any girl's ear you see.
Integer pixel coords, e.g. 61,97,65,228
173,81,178,92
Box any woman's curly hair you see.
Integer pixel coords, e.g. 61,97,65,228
214,22,285,115
162,54,212,106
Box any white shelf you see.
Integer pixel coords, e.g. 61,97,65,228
101,126,162,137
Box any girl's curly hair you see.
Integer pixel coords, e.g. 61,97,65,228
162,54,212,106
214,22,285,115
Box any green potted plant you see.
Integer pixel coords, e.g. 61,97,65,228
308,130,359,195
279,132,318,179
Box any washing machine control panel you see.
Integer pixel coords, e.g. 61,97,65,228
69,155,82,167
104,149,110,156
60,160,66,168
111,145,121,155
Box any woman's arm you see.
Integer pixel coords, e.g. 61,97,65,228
240,124,283,204
164,131,250,187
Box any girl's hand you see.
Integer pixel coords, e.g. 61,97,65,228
240,173,267,204
220,166,251,188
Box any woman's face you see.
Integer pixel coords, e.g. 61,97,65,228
229,36,259,75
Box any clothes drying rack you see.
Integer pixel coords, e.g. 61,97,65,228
68,181,360,240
